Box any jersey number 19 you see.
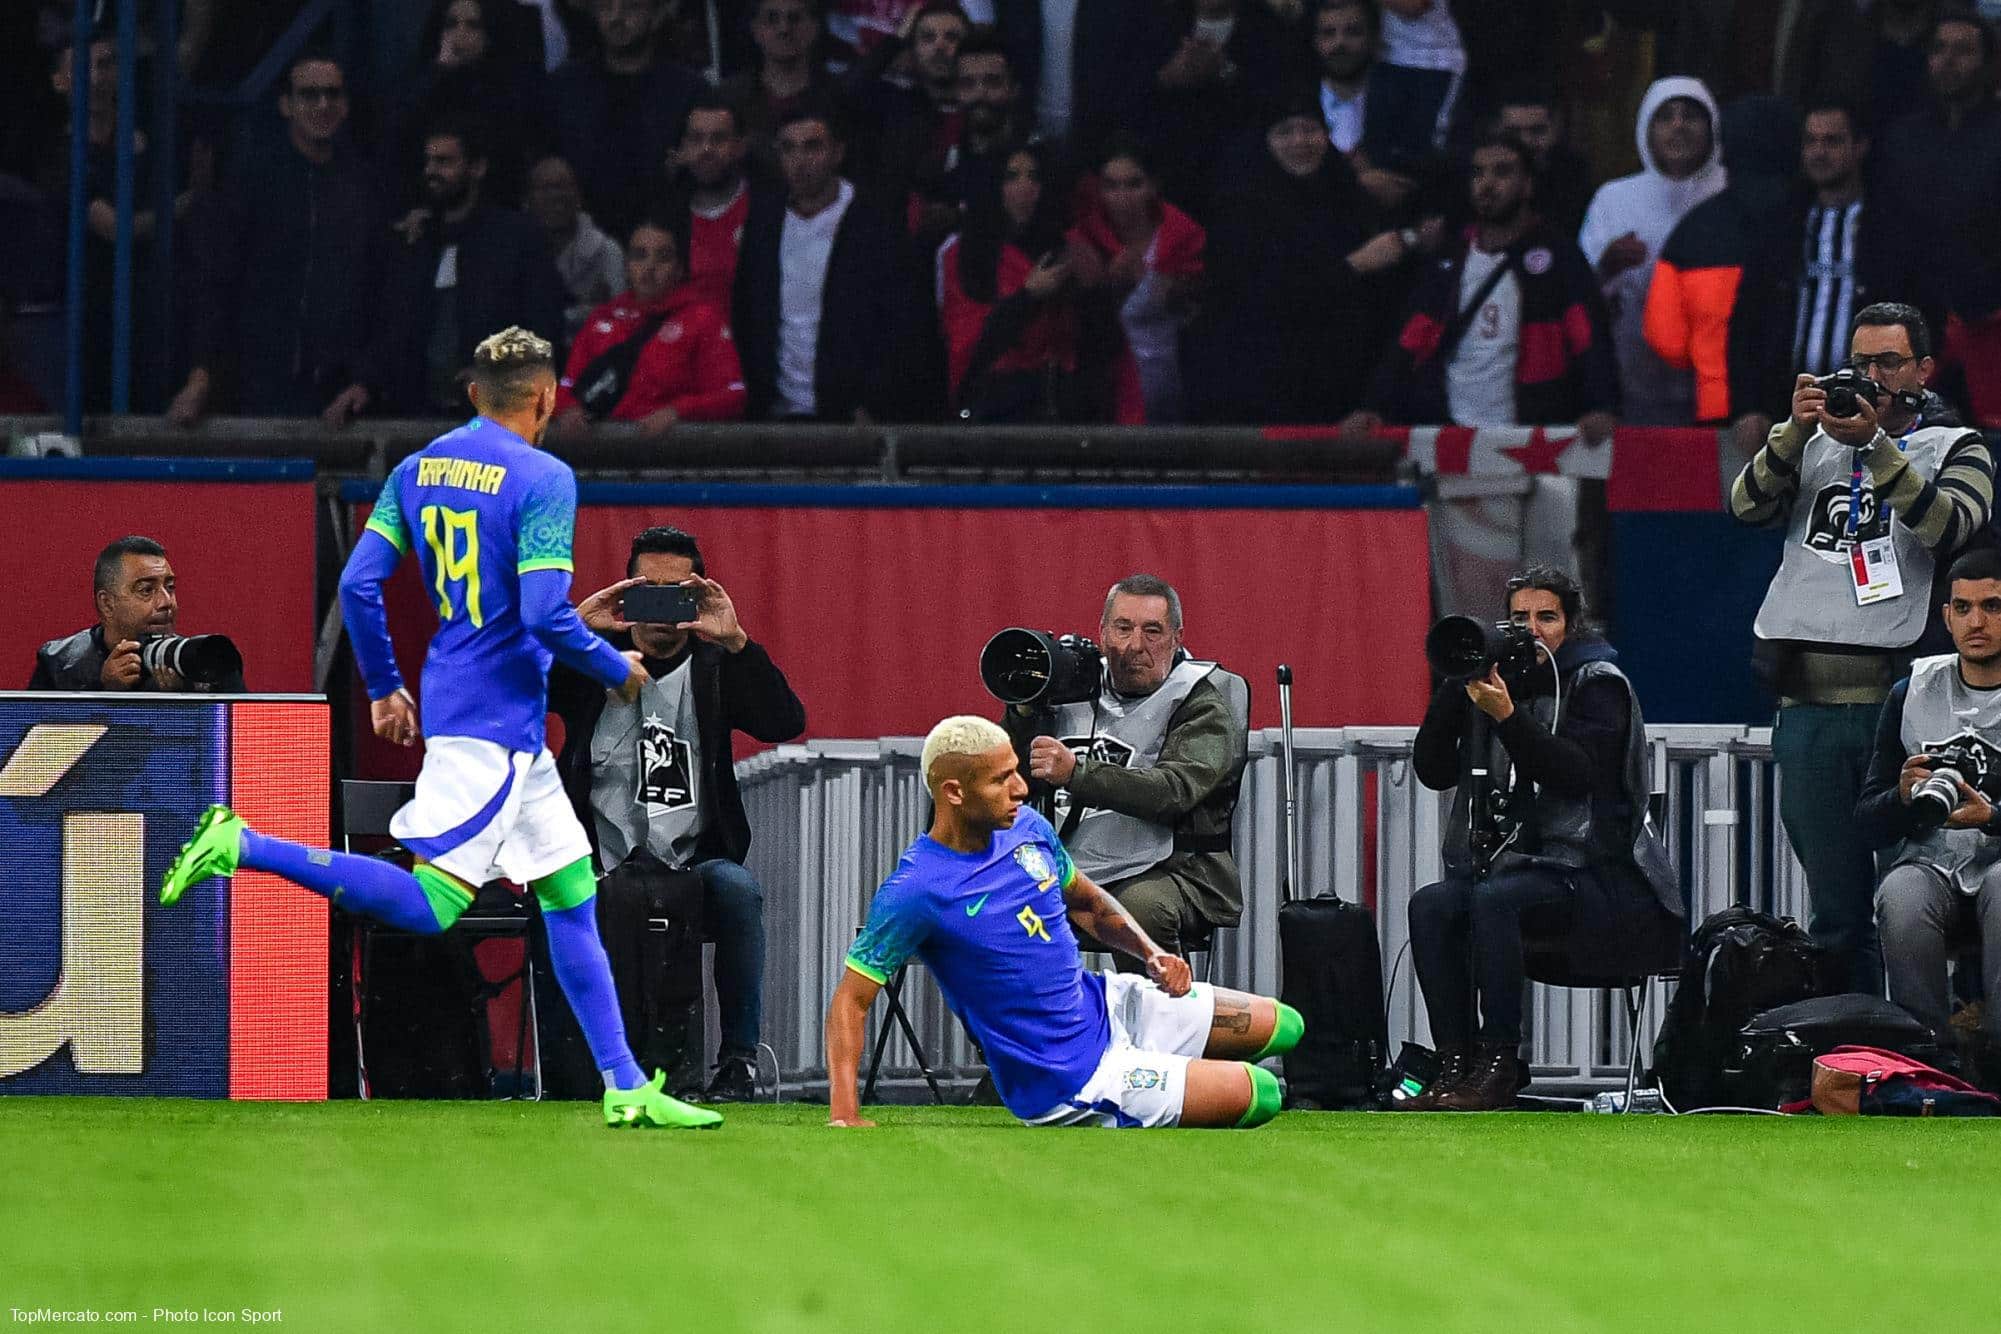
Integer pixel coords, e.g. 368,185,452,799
420,505,484,627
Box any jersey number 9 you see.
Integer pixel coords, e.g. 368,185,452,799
420,505,485,627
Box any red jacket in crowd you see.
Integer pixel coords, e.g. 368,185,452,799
556,286,747,422
936,235,1078,403
1067,199,1205,425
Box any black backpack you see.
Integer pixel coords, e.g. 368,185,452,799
1651,906,1835,1108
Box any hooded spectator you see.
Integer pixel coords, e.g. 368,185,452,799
1578,75,1726,425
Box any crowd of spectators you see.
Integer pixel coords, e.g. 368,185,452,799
10,0,2001,435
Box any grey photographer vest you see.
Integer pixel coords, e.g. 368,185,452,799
590,659,706,873
1892,653,2001,892
1047,659,1246,885
1753,425,1961,648
1442,660,1682,920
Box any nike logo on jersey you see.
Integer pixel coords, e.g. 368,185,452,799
966,893,990,917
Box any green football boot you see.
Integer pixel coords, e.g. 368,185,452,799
159,803,246,906
604,1069,724,1130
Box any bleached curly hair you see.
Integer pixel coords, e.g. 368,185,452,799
920,715,1012,795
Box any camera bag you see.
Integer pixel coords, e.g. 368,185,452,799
1725,995,1941,1110
534,862,705,1097
1651,906,1834,1108
1278,894,1388,1108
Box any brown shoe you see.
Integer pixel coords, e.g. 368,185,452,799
1395,1042,1474,1111
1435,1041,1522,1111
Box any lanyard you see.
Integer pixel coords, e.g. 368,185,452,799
1846,421,1919,537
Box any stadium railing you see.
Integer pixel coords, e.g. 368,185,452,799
735,727,1805,1097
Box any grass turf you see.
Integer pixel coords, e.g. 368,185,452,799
3,1100,1997,1333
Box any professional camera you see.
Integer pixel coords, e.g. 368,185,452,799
979,628,1103,707
1813,366,1888,419
1424,615,1542,684
1909,733,2001,834
137,633,242,688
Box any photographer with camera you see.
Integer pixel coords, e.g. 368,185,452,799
548,525,805,1101
29,536,247,692
994,575,1249,972
1733,302,1996,993
1400,567,1681,1111
1853,549,2001,1068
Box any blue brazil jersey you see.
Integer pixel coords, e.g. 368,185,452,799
363,418,580,752
845,807,1110,1117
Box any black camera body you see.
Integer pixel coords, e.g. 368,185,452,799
1813,366,1886,419
1424,615,1542,684
979,628,1103,708
1909,734,2001,834
136,633,242,688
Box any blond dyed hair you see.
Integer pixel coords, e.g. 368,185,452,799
471,325,555,411
920,715,1012,795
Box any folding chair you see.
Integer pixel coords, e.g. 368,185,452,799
342,779,542,1100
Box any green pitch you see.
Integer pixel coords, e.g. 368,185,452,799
4,1099,1997,1333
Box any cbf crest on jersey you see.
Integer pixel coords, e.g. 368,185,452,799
1013,841,1060,891
638,714,695,813
1803,480,1889,556
1049,735,1136,819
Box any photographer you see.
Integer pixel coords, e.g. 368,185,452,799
549,525,805,1101
1733,302,1996,993
1400,568,1681,1112
1001,575,1249,971
1854,549,2001,1065
29,536,248,692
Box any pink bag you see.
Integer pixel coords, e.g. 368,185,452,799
1784,1045,2001,1117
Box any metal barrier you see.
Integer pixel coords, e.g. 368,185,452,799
736,725,1807,1095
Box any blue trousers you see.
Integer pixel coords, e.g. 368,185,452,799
694,858,765,1061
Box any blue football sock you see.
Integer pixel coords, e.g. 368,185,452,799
543,899,646,1091
239,830,448,935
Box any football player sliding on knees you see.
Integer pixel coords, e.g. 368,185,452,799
825,716,1303,1129
157,326,717,1131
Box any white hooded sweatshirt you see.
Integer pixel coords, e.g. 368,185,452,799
1578,76,1726,425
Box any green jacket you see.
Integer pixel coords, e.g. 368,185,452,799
1003,675,1248,926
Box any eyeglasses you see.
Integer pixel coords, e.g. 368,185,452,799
1850,352,1914,373
290,85,347,104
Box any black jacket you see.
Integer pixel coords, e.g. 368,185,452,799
1185,146,1395,424
994,0,1158,157
186,140,383,415
548,633,805,867
29,624,248,693
360,203,567,415
732,184,938,420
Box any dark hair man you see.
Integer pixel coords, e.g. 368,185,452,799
1001,575,1251,970
527,154,626,341
548,0,708,236
717,0,837,160
665,95,760,316
825,714,1302,1129
732,106,936,420
1399,566,1682,1111
1877,9,2001,427
328,123,566,423
1492,88,1593,241
31,537,247,692
1733,301,1997,992
1855,547,2001,1070
162,327,720,1131
171,52,382,422
550,525,805,1101
1344,133,1617,436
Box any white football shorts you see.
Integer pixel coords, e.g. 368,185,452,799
1024,973,1218,1129
388,736,590,887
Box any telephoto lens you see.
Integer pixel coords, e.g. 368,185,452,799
978,629,1103,707
1908,766,1966,833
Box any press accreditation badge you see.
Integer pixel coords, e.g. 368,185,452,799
1850,536,1904,605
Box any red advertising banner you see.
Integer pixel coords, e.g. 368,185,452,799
351,486,1434,776
0,462,319,694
